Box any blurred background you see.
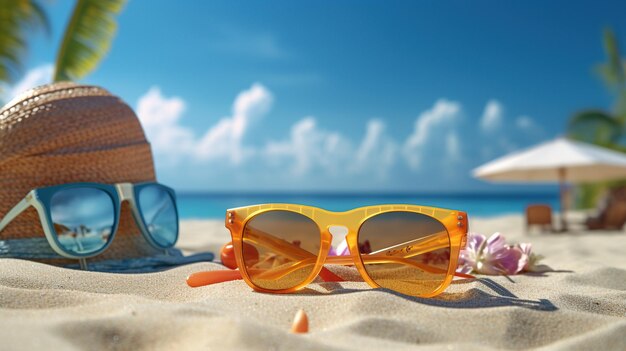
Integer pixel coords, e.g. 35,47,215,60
2,0,626,220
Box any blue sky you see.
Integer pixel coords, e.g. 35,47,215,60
6,1,626,192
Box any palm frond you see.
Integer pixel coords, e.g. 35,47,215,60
617,90,626,124
53,0,126,82
0,0,49,86
566,109,622,147
594,28,626,90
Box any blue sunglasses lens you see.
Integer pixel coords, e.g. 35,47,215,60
138,185,178,247
50,187,115,256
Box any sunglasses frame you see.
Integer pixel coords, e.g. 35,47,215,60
226,204,468,298
0,182,179,268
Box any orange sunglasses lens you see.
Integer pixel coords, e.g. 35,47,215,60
357,211,451,297
242,210,321,290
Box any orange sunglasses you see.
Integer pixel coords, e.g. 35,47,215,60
187,204,473,298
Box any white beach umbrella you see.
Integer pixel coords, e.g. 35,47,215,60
473,137,626,230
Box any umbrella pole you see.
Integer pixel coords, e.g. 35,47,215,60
559,168,568,231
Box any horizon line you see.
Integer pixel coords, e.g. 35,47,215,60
175,190,559,197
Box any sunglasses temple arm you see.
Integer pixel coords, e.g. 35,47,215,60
246,227,447,267
186,229,344,288
0,194,34,234
454,271,475,279
186,266,344,288
236,229,472,281
244,228,315,261
186,252,471,289
239,230,345,281
189,228,471,288
368,231,448,257
187,269,244,287
256,254,474,280
367,232,474,279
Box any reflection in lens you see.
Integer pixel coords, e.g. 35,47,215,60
138,185,178,247
358,211,451,297
50,187,115,255
242,210,321,290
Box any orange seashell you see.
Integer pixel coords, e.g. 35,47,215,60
220,242,238,269
290,309,309,333
220,241,260,269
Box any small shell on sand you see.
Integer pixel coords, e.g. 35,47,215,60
290,309,309,333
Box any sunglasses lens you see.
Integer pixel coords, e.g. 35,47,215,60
137,185,178,247
242,210,321,290
358,211,451,297
50,188,115,256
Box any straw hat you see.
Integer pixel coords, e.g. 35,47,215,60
0,82,162,266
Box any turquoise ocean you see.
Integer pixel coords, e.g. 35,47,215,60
176,192,560,219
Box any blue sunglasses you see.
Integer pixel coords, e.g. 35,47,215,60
0,182,179,269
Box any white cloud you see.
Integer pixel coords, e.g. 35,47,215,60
137,84,539,188
137,86,471,178
264,118,398,179
264,117,350,176
137,83,272,165
138,87,186,128
137,87,194,159
196,83,273,164
2,64,53,101
352,119,396,177
480,99,503,133
403,99,462,170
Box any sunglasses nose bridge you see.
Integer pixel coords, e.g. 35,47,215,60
326,225,348,251
327,225,349,238
115,183,134,201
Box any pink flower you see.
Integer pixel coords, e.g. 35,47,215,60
514,242,545,272
458,232,531,275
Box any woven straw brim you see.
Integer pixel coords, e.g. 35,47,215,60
0,82,161,264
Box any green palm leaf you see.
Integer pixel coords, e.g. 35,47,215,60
567,109,622,147
594,28,626,122
595,28,626,89
53,0,126,82
0,0,49,88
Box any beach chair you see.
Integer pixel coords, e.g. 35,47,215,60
584,187,626,230
525,204,554,234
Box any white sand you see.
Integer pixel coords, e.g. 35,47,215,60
1,215,625,350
